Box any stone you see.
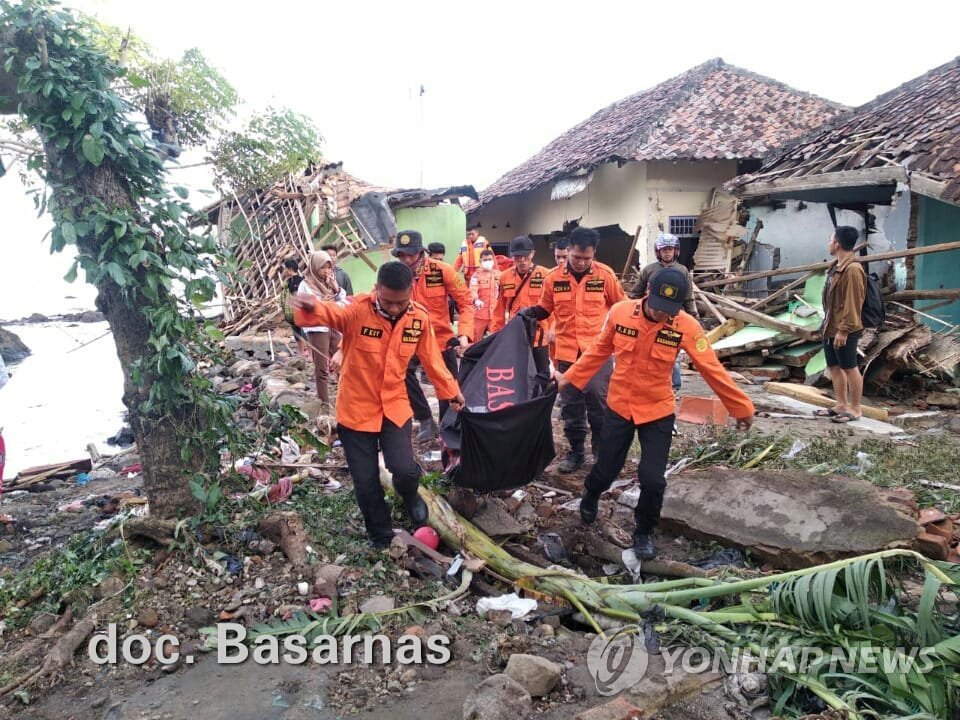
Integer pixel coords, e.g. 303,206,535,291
399,668,418,684
138,608,160,628
574,697,643,720
97,575,126,598
926,392,960,409
87,468,118,481
472,498,528,537
183,606,217,628
565,665,599,699
0,326,31,362
462,674,532,720
230,359,261,377
504,653,562,697
359,595,395,614
219,380,242,394
660,469,922,570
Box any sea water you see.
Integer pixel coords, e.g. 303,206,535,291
0,322,125,479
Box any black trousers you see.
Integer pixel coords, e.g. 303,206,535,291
584,409,675,534
557,358,613,456
337,419,421,544
406,346,459,424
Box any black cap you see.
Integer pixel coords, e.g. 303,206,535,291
392,230,424,256
647,266,688,316
509,235,534,256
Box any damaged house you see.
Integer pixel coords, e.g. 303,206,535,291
202,162,476,332
467,58,845,272
707,56,960,385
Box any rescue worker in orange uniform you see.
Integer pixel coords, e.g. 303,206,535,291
454,226,489,284
469,248,500,339
558,266,755,559
491,235,551,374
292,261,465,549
520,227,625,472
546,237,570,366
392,230,475,441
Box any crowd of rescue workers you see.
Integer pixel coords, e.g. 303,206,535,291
284,222,869,560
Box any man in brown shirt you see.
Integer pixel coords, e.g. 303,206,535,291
818,226,866,423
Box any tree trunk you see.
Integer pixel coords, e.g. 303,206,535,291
1,23,200,517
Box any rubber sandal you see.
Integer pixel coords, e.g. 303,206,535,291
813,408,839,418
831,412,861,424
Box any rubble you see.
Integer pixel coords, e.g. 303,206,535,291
462,674,533,720
504,654,562,697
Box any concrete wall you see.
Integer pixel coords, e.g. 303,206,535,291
748,198,903,278
395,204,467,264
471,159,741,266
916,196,960,326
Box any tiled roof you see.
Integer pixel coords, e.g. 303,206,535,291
732,57,960,204
474,58,845,210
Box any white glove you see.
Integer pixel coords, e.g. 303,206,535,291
474,299,484,309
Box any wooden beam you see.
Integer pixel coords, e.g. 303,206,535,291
621,225,643,278
764,382,888,422
736,167,907,199
886,289,960,302
705,319,743,344
698,239,960,290
691,282,727,323
751,271,817,312
908,173,957,206
702,290,820,342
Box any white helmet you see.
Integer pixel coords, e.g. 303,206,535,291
654,232,680,252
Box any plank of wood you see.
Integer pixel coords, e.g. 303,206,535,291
770,342,823,367
715,333,793,358
764,381,888,421
886,289,960,301
705,319,743,344
751,271,818,312
703,291,820,342
698,239,960,290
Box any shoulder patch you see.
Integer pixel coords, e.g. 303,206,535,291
695,335,709,353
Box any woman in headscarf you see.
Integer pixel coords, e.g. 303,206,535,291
297,250,347,407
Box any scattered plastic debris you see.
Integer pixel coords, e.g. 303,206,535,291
692,547,745,570
537,532,568,563
781,439,808,460
476,593,537,620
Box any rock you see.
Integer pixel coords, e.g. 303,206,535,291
97,575,126,598
617,487,641,509
313,563,345,597
472,498,528,537
78,310,106,323
402,625,426,638
219,380,242,394
660,469,922,570
504,653,562,697
387,680,403,692
0,326,31,362
574,697,644,720
565,665,599,699
183,606,216,628
230,359,261,377
87,468,118,481
926,392,960,409
359,595,395,614
256,539,276,555
400,668,418,684
27,612,58,635
24,313,49,323
138,608,160,628
462,674,532,720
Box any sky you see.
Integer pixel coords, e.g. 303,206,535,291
2,0,959,316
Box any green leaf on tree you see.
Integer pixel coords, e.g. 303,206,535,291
81,133,105,166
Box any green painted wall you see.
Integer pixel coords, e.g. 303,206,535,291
331,205,467,294
395,204,466,265
917,196,960,327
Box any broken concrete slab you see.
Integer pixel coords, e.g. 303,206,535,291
660,469,921,570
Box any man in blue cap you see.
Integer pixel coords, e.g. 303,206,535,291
558,266,754,560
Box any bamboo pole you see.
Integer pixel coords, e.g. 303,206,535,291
698,239,960,290
764,381,889,421
701,290,820,342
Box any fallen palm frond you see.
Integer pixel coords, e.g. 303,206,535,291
409,477,960,720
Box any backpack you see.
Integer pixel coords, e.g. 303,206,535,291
861,272,885,329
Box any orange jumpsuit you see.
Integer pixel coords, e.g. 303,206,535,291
565,298,754,536
490,264,551,347
293,293,461,432
454,237,489,284
412,258,475,344
469,267,499,339
537,261,625,363
564,301,755,424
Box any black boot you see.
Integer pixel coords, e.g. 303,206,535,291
404,495,429,527
558,451,585,473
579,488,600,524
632,530,657,560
